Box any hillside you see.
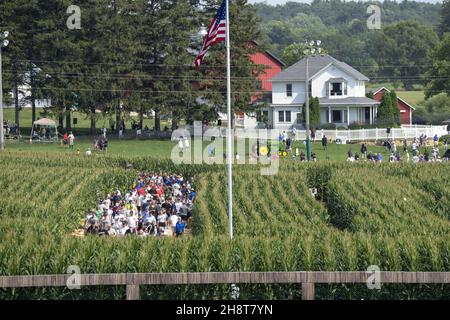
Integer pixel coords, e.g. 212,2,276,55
253,0,443,88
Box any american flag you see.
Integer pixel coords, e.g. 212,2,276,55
194,0,227,67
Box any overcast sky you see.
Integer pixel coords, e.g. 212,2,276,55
248,0,443,5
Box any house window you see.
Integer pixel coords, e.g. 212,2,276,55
286,84,292,97
278,111,292,123
332,110,342,123
285,111,291,122
330,83,343,96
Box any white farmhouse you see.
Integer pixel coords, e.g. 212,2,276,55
266,55,380,130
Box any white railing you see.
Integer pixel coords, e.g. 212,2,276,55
309,126,447,142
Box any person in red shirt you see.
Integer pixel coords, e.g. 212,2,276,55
63,132,68,146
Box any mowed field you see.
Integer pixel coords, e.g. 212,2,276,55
0,152,449,299
5,135,446,162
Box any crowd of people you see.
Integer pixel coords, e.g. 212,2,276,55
84,173,196,237
344,134,450,163
2,121,20,137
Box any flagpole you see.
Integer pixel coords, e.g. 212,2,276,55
225,0,233,240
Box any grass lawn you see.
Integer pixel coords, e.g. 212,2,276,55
396,91,425,106
4,136,442,162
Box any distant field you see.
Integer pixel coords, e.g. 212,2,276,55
366,82,426,107
396,91,425,106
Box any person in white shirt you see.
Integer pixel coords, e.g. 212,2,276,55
104,197,111,209
119,222,129,236
173,183,181,197
183,137,190,149
107,226,117,236
174,199,183,214
170,213,179,234
157,211,168,227
145,213,156,225
128,212,137,232
291,127,297,140
68,132,75,149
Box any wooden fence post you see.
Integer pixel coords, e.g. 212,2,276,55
301,282,315,300
126,284,140,300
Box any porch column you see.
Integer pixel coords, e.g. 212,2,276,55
347,106,350,126
328,106,331,124
370,106,373,125
373,106,377,123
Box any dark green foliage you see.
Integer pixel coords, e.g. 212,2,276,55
301,97,320,127
377,92,394,126
390,91,400,125
440,0,450,35
254,1,440,88
424,33,450,100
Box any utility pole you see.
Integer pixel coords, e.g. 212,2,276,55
304,54,310,161
0,31,10,151
303,40,322,161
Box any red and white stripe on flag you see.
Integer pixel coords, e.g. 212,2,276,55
195,0,227,67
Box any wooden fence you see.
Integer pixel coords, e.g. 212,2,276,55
1,271,449,300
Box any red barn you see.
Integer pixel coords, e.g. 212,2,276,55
249,40,285,94
373,87,415,125
235,41,285,126
250,41,286,92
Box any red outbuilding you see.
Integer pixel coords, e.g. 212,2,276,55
249,41,285,94
373,87,415,125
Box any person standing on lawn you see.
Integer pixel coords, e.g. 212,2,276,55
433,134,439,147
361,143,367,159
321,135,328,150
68,132,75,149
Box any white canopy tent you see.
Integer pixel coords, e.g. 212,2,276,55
30,118,59,142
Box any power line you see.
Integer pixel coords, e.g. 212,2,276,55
3,70,450,82
10,86,450,94
6,58,450,69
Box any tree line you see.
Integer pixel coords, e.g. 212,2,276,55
0,0,263,133
255,0,449,91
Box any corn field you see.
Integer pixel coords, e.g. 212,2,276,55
0,151,449,299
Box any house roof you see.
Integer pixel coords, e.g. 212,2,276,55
372,87,416,110
269,55,369,82
319,97,380,106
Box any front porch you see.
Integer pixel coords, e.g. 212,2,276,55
320,105,378,127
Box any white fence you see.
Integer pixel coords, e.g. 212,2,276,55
184,124,448,142
316,126,448,142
